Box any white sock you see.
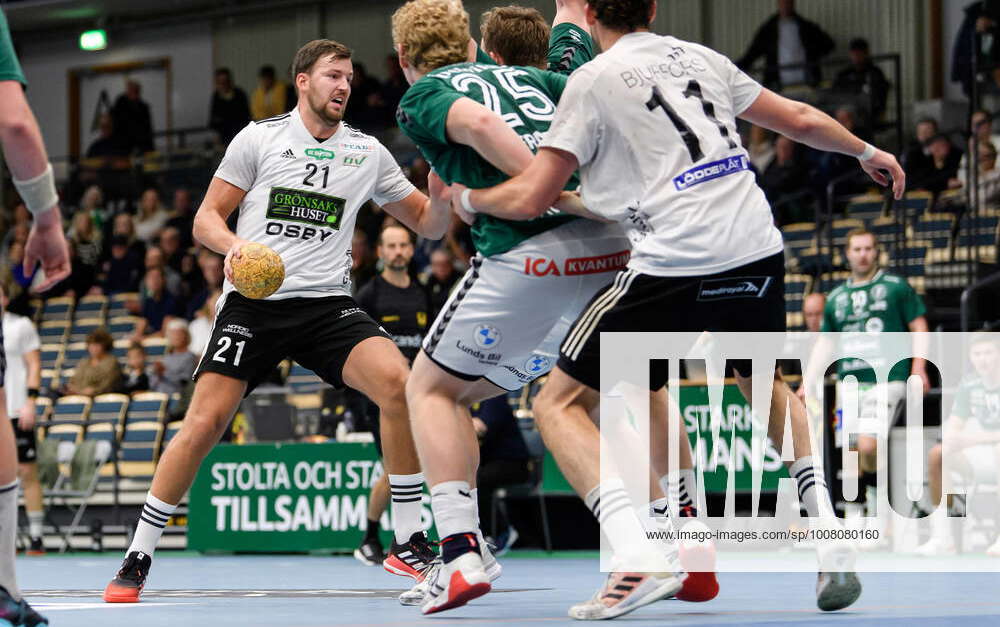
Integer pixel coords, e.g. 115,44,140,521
789,456,833,520
660,469,697,515
27,511,43,540
584,479,649,560
471,487,489,549
389,472,424,543
930,506,953,544
865,483,878,517
430,480,477,539
127,492,177,557
0,481,21,601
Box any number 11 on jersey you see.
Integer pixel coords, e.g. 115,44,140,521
646,79,737,164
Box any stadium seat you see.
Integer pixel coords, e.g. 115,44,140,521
68,318,104,344
108,316,141,340
33,397,52,423
120,420,164,477
142,337,168,359
84,422,118,445
39,369,57,393
27,299,42,324
108,293,139,319
112,339,131,365
830,218,865,248
781,222,817,253
784,274,811,314
62,342,88,367
845,194,885,224
88,393,129,437
162,420,184,454
913,213,955,249
897,240,930,277
953,245,998,264
74,295,108,322
896,191,933,223
40,297,74,323
955,213,999,248
287,363,327,393
49,395,92,426
124,392,168,428
39,344,63,372
871,216,906,242
797,247,838,274
38,321,69,345
43,424,82,445
816,271,850,295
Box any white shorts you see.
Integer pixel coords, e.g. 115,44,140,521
423,219,630,391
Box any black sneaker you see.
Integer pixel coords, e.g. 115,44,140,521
0,586,48,626
26,538,44,556
354,537,385,566
383,532,438,580
103,551,152,603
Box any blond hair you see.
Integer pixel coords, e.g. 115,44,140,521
481,6,549,68
392,0,470,74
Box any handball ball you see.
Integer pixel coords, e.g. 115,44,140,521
232,243,284,299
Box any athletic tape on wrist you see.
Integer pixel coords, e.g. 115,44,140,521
460,187,477,215
858,143,877,162
12,163,59,215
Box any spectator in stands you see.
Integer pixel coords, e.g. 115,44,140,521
736,0,834,90
186,253,223,319
250,65,288,121
380,53,408,128
472,395,532,554
407,157,430,194
1,203,29,254
813,107,871,200
111,79,154,155
122,342,152,396
188,288,220,357
915,134,963,194
760,135,812,225
952,0,1000,97
350,229,377,291
134,188,170,243
101,235,143,294
144,246,182,296
747,125,776,173
426,248,460,320
2,241,34,293
108,213,146,263
69,210,102,272
158,227,185,272
85,113,129,160
952,140,1000,210
208,68,251,146
344,63,386,133
165,188,195,250
903,117,939,183
152,319,197,395
803,292,826,333
49,240,97,300
66,328,122,396
958,109,1000,181
832,38,889,122
137,267,179,336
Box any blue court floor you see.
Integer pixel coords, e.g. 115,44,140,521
17,551,1000,626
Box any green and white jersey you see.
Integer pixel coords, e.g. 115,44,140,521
214,109,415,299
0,10,27,86
952,374,1000,430
821,270,927,382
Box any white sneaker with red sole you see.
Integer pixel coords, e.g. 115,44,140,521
420,552,492,615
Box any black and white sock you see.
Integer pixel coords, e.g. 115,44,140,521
789,456,832,519
127,492,176,557
660,469,698,517
389,472,424,543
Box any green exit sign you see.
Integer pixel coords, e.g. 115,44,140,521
79,30,107,51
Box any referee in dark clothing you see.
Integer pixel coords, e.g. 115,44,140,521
352,224,430,565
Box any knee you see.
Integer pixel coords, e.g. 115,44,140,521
374,366,410,416
928,443,943,468
175,411,229,450
857,435,877,460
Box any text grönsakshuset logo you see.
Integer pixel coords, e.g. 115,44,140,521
266,187,346,229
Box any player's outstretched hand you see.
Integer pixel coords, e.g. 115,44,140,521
859,148,906,200
23,207,71,292
450,182,476,226
224,238,251,283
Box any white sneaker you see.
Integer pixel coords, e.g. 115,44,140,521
400,545,501,608
858,516,889,551
913,537,956,556
482,542,502,582
568,571,683,620
816,542,862,611
986,538,1000,557
419,552,491,615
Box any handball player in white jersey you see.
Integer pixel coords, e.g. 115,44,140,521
104,39,453,603
459,0,906,620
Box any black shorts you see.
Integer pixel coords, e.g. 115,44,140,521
194,292,392,395
558,252,786,390
12,419,37,463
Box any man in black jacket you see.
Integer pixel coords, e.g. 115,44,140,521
736,0,835,90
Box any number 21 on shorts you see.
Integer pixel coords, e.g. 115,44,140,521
212,336,246,366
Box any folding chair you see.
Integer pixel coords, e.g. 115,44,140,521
44,440,112,552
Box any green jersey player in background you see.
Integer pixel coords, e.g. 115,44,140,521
391,0,633,615
0,6,72,626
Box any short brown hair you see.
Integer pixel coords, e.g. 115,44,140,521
86,328,115,353
292,39,352,79
480,6,549,68
845,227,877,249
392,0,470,74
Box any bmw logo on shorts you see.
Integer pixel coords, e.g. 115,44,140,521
524,354,551,375
473,324,502,348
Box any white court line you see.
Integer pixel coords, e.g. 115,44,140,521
33,602,197,611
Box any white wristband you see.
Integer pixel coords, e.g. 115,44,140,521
460,187,477,215
858,143,877,162
12,163,59,216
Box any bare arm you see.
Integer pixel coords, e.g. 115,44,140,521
461,147,578,221
0,81,70,289
16,349,41,430
740,89,905,199
382,171,453,240
554,0,589,30
445,97,535,177
192,177,247,281
908,315,930,392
